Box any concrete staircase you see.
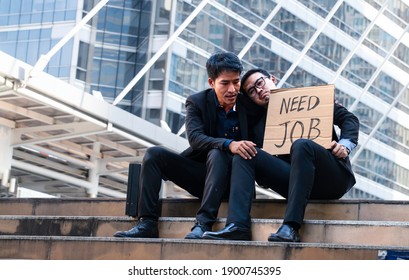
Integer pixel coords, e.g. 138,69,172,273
1,198,409,259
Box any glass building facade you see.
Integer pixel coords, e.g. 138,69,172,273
1,0,409,200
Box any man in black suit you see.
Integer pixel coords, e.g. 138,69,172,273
203,68,360,242
113,52,257,239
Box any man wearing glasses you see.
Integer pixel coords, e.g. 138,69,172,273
203,68,359,242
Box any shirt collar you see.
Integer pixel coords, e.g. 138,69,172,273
213,93,237,112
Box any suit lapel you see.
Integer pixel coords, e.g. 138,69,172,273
237,100,248,139
206,89,217,136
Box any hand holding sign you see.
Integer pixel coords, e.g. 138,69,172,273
263,85,334,155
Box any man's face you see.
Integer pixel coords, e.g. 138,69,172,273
242,72,278,107
208,70,241,110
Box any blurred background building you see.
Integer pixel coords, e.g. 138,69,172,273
0,0,408,200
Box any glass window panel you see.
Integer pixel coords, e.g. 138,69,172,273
307,33,349,71
58,66,70,78
178,4,257,54
116,63,127,87
53,11,65,21
100,60,118,85
331,2,369,39
8,15,19,25
8,31,18,40
335,89,355,108
77,41,89,69
19,14,31,24
16,42,28,61
33,0,44,12
43,0,54,11
109,0,126,8
105,7,123,33
31,12,42,23
369,72,403,104
91,59,101,84
76,69,86,81
47,66,59,76
20,0,33,13
103,33,122,44
65,10,76,20
341,55,376,88
296,0,338,18
121,34,138,47
286,67,326,88
29,29,40,40
27,41,40,65
59,42,73,66
396,87,409,113
0,42,16,57
367,25,396,53
124,62,136,85
377,118,409,155
42,11,54,22
55,0,66,10
0,15,7,25
394,43,409,66
387,0,409,23
383,8,406,29
0,0,11,14
97,8,107,29
355,150,409,195
39,40,51,55
18,30,29,41
225,0,277,27
102,48,119,60
10,1,21,13
354,102,383,135
266,8,316,51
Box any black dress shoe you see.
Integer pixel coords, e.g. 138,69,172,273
202,223,251,241
113,218,159,238
268,224,300,242
184,222,211,239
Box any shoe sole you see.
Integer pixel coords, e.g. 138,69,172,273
268,236,300,242
184,234,203,239
202,235,251,241
113,233,159,238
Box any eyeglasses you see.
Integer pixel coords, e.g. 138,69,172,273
246,76,269,97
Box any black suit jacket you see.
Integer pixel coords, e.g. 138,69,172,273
181,89,250,162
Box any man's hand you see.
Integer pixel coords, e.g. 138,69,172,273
228,140,257,159
330,140,349,159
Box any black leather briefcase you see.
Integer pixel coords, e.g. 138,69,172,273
125,163,141,217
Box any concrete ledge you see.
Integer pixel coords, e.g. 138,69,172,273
1,197,409,221
1,216,409,247
0,235,402,260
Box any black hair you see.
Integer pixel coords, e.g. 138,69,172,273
240,68,270,95
206,51,243,80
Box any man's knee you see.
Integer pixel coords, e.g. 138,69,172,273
291,139,314,152
206,148,227,162
143,146,168,163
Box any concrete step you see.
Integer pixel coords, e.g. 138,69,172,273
0,235,404,260
1,197,409,221
1,216,409,247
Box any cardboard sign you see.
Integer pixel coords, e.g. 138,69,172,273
263,84,334,155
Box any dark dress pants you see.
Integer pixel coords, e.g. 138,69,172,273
138,146,231,227
226,139,353,229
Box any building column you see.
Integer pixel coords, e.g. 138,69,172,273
0,125,13,189
87,141,100,198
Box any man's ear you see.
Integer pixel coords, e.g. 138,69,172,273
208,77,215,88
271,75,277,84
